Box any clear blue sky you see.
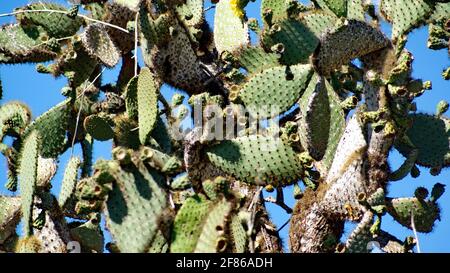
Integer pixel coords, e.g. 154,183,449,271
0,0,448,252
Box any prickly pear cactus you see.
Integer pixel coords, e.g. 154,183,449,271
0,0,448,254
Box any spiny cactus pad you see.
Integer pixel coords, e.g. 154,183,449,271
18,131,40,236
0,24,57,64
395,113,450,168
386,196,440,233
171,194,212,252
0,102,31,140
58,157,81,209
314,20,389,75
84,114,114,141
15,3,84,38
298,74,345,161
23,99,70,158
206,135,304,185
137,68,160,145
0,196,21,244
81,23,120,68
104,159,168,253
380,0,434,40
194,198,233,253
261,19,319,65
238,64,313,118
214,0,250,54
236,46,280,75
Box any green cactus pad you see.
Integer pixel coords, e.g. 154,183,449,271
52,44,99,87
230,213,248,253
429,2,450,22
70,218,104,253
238,64,313,118
15,3,83,38
171,173,192,191
298,74,344,161
84,114,114,141
137,67,159,145
105,160,168,253
314,0,347,17
171,194,213,253
139,11,171,58
380,0,433,40
345,211,374,253
194,199,233,253
261,0,289,22
314,20,389,75
0,101,31,140
301,10,338,37
23,99,70,158
18,131,40,236
394,114,450,168
113,115,140,149
386,197,440,233
214,0,250,54
58,157,81,209
0,196,21,244
125,76,138,120
261,19,319,65
151,116,173,154
206,135,304,186
176,0,204,28
147,229,169,253
236,46,280,76
0,24,57,64
346,0,365,21
81,23,120,68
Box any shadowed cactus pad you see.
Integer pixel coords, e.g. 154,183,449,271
84,114,114,141
395,113,450,169
206,135,304,185
0,24,57,64
386,196,441,233
261,19,320,65
314,20,389,75
104,158,168,253
171,194,212,252
15,3,84,38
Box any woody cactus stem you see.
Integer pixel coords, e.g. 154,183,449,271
0,0,448,253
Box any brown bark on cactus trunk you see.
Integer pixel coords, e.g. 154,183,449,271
289,46,397,253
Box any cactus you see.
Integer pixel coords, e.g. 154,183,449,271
18,131,40,236
214,0,250,54
83,114,114,141
395,113,450,169
0,0,448,254
58,157,81,209
15,3,84,38
237,64,313,118
81,23,120,67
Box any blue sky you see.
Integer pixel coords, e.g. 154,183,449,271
0,0,449,252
